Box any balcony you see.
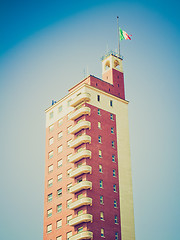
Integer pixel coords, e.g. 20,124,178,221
69,213,92,226
69,231,93,240
69,197,92,210
70,135,91,148
69,120,91,134
70,165,92,178
69,107,91,120
69,150,91,163
70,93,91,107
70,181,92,194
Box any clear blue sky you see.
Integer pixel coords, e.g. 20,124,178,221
0,1,180,240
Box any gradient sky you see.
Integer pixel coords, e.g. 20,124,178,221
0,1,180,240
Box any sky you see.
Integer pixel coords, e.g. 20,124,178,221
0,0,180,240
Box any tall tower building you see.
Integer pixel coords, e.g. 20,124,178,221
43,52,135,240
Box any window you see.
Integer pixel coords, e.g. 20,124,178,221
47,208,52,217
111,127,114,134
58,145,63,153
100,195,104,204
48,178,53,187
97,95,100,102
49,124,54,132
99,150,102,158
67,183,72,192
58,131,63,139
110,114,114,120
48,193,52,202
77,163,82,168
49,111,53,119
49,151,53,159
77,210,83,216
99,165,103,173
98,109,101,115
113,184,117,192
59,118,63,126
67,168,72,177
58,105,62,112
110,100,113,107
49,137,54,145
100,180,103,188
112,155,115,162
57,203,62,213
58,159,62,167
115,215,118,224
57,188,62,197
113,169,116,177
48,165,53,173
67,126,72,134
78,227,83,233
98,135,102,143
114,199,117,208
67,139,72,147
67,199,72,208
98,122,101,129
77,194,83,200
101,228,105,237
67,99,72,106
115,232,119,240
67,215,72,224
57,173,62,182
77,177,82,183
57,236,62,240
47,224,52,233
67,153,72,162
100,211,104,220
67,231,72,240
112,141,115,148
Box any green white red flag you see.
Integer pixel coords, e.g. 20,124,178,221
119,28,132,40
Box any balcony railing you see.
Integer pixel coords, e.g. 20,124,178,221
70,181,92,194
70,165,92,178
69,107,91,120
69,120,91,134
69,197,92,210
69,150,91,163
69,213,92,226
69,231,93,240
70,93,91,107
69,135,91,148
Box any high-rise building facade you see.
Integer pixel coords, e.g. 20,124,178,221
43,52,135,240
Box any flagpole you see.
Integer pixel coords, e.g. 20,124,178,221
117,16,120,57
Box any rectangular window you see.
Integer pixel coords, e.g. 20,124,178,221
98,122,101,129
57,236,62,240
112,141,115,148
100,211,104,220
112,155,115,162
48,178,53,187
58,131,63,139
49,137,54,145
115,232,118,240
100,180,103,188
98,135,102,143
77,194,83,200
47,208,52,217
78,227,83,233
67,153,72,162
97,95,100,102
49,111,53,119
115,215,118,224
67,139,72,147
59,118,63,126
110,113,114,120
110,100,113,107
77,177,82,183
58,145,63,153
67,183,72,192
113,169,116,177
101,228,104,237
49,124,54,132
98,109,101,115
78,210,83,216
48,193,52,202
48,165,53,173
49,151,53,159
100,195,104,204
67,126,72,134
67,199,72,208
67,231,72,240
67,215,72,224
57,203,62,213
67,168,72,177
111,127,114,134
57,188,62,197
113,184,117,192
58,159,62,167
114,199,117,208
47,224,52,233
58,105,62,112
57,173,62,182
99,150,102,158
67,99,72,106
99,164,103,173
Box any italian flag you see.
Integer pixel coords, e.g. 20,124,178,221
119,28,132,40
